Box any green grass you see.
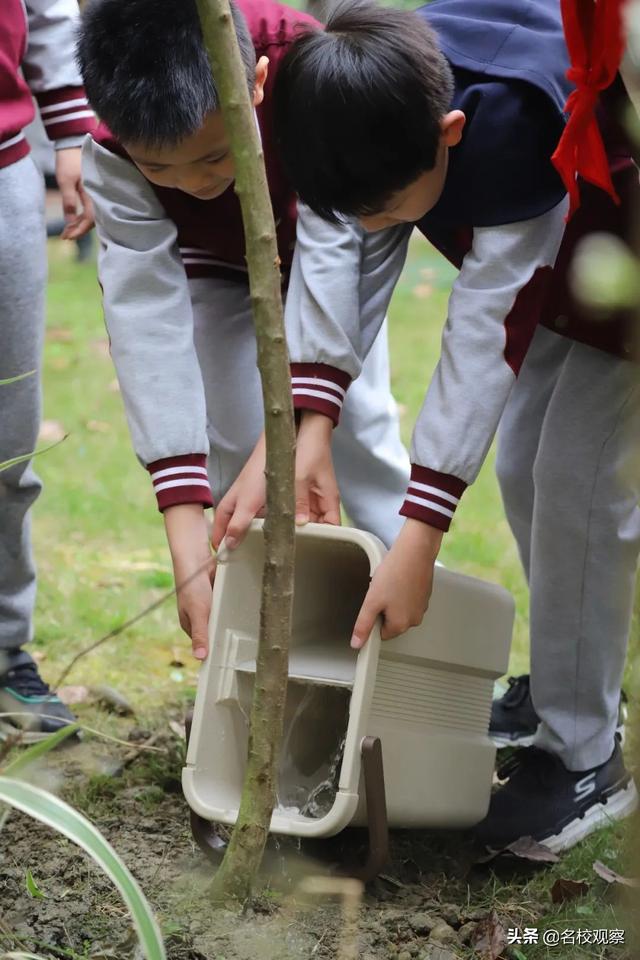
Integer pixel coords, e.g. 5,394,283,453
26,236,638,958
33,243,199,705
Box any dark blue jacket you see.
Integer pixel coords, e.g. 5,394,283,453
418,0,571,255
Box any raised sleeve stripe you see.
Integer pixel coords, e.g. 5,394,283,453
291,377,346,398
407,480,460,507
292,387,344,407
153,478,211,494
0,133,25,152
146,454,213,511
150,465,209,482
39,99,88,114
42,110,94,126
403,494,454,519
400,464,467,532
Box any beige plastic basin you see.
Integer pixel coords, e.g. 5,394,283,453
182,521,513,838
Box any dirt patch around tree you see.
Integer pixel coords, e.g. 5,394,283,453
0,722,634,960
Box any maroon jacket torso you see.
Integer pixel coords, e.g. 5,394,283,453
93,0,316,280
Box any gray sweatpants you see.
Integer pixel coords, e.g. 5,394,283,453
496,324,640,771
189,277,410,547
0,156,47,651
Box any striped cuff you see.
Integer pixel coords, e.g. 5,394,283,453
291,363,352,427
36,87,96,141
147,455,213,512
399,464,467,532
0,132,29,168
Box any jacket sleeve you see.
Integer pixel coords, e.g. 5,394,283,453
288,197,568,531
23,0,96,142
285,202,410,424
401,197,569,531
82,138,213,512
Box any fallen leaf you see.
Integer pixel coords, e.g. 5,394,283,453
108,378,120,393
420,267,436,280
593,860,640,888
91,684,135,716
478,836,560,865
49,357,70,371
38,419,66,443
57,685,90,706
471,910,507,959
168,719,186,740
169,647,185,668
412,283,433,299
90,337,111,359
551,877,590,903
86,419,111,433
31,650,46,664
46,327,73,343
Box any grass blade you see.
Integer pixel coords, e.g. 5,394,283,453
0,436,68,474
0,778,166,960
0,370,35,386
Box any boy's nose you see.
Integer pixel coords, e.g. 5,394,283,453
178,170,217,196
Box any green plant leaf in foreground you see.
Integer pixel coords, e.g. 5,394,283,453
1,952,50,959
25,869,45,899
0,778,166,960
0,370,36,386
0,435,68,475
2,722,80,776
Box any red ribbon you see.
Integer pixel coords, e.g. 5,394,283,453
552,0,626,218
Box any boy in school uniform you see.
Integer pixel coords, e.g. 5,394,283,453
221,0,640,850
0,0,95,739
77,0,410,663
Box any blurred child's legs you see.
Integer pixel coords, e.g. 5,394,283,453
496,324,640,771
0,156,47,651
189,275,409,547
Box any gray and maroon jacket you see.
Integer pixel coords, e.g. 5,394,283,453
287,0,637,534
0,0,95,169
82,0,317,511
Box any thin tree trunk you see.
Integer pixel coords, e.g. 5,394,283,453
194,0,296,902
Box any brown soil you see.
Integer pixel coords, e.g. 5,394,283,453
0,725,630,960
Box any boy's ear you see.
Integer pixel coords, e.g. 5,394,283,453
440,110,466,147
253,56,270,107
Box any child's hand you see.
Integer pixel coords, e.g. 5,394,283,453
211,435,267,551
351,519,443,648
294,411,341,526
164,503,216,660
55,147,95,240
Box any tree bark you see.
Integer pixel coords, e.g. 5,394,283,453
194,0,296,902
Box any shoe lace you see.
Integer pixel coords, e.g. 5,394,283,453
4,661,53,699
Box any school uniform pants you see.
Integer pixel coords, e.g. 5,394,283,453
496,324,640,771
0,156,47,652
189,276,410,548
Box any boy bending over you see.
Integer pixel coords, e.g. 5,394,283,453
77,0,410,658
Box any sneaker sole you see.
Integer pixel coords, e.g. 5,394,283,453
491,723,626,751
491,732,535,749
539,779,639,854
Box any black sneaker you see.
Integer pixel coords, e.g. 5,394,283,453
0,649,76,743
490,675,628,748
475,740,638,853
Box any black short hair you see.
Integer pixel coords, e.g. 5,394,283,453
77,0,256,147
274,0,454,220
